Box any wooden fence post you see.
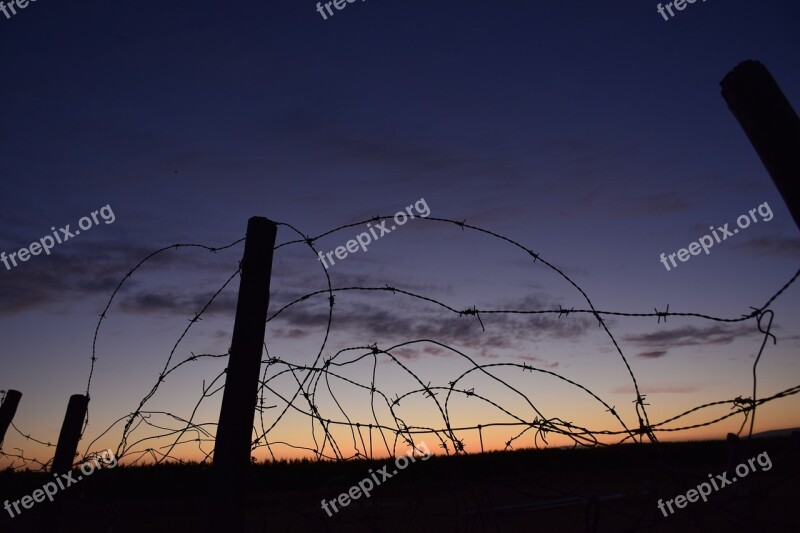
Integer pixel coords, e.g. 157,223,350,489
721,60,800,231
0,390,22,448
209,216,277,531
51,394,89,474
39,394,88,533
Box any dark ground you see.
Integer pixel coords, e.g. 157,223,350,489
1,436,798,533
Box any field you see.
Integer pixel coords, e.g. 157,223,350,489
2,437,798,532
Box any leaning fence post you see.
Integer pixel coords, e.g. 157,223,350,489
209,216,277,531
51,394,90,474
0,390,23,448
721,60,800,231
40,395,88,533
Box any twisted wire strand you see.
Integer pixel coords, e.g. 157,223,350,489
1,216,797,473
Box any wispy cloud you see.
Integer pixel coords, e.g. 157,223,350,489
267,291,594,358
623,324,753,348
0,244,147,316
612,385,700,394
118,290,238,316
389,345,450,360
0,240,242,317
637,350,668,359
517,354,560,368
270,327,310,340
734,236,800,258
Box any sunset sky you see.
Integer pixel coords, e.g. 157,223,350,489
1,1,799,467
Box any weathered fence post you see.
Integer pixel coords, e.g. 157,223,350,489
721,60,800,231
40,395,88,533
0,390,23,448
51,394,90,474
209,216,277,531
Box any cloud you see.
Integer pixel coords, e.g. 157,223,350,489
0,244,145,316
118,290,238,316
612,385,700,394
734,236,800,258
390,345,449,360
268,291,594,358
517,354,560,368
637,350,668,359
0,239,243,317
270,328,310,339
391,347,419,360
623,324,753,348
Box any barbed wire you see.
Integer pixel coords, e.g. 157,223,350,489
1,215,798,473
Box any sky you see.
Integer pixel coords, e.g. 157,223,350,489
1,0,799,466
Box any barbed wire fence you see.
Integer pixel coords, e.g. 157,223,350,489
2,215,797,474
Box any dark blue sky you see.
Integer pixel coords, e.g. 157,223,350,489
1,1,799,461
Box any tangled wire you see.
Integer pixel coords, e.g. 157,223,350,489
2,215,798,470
